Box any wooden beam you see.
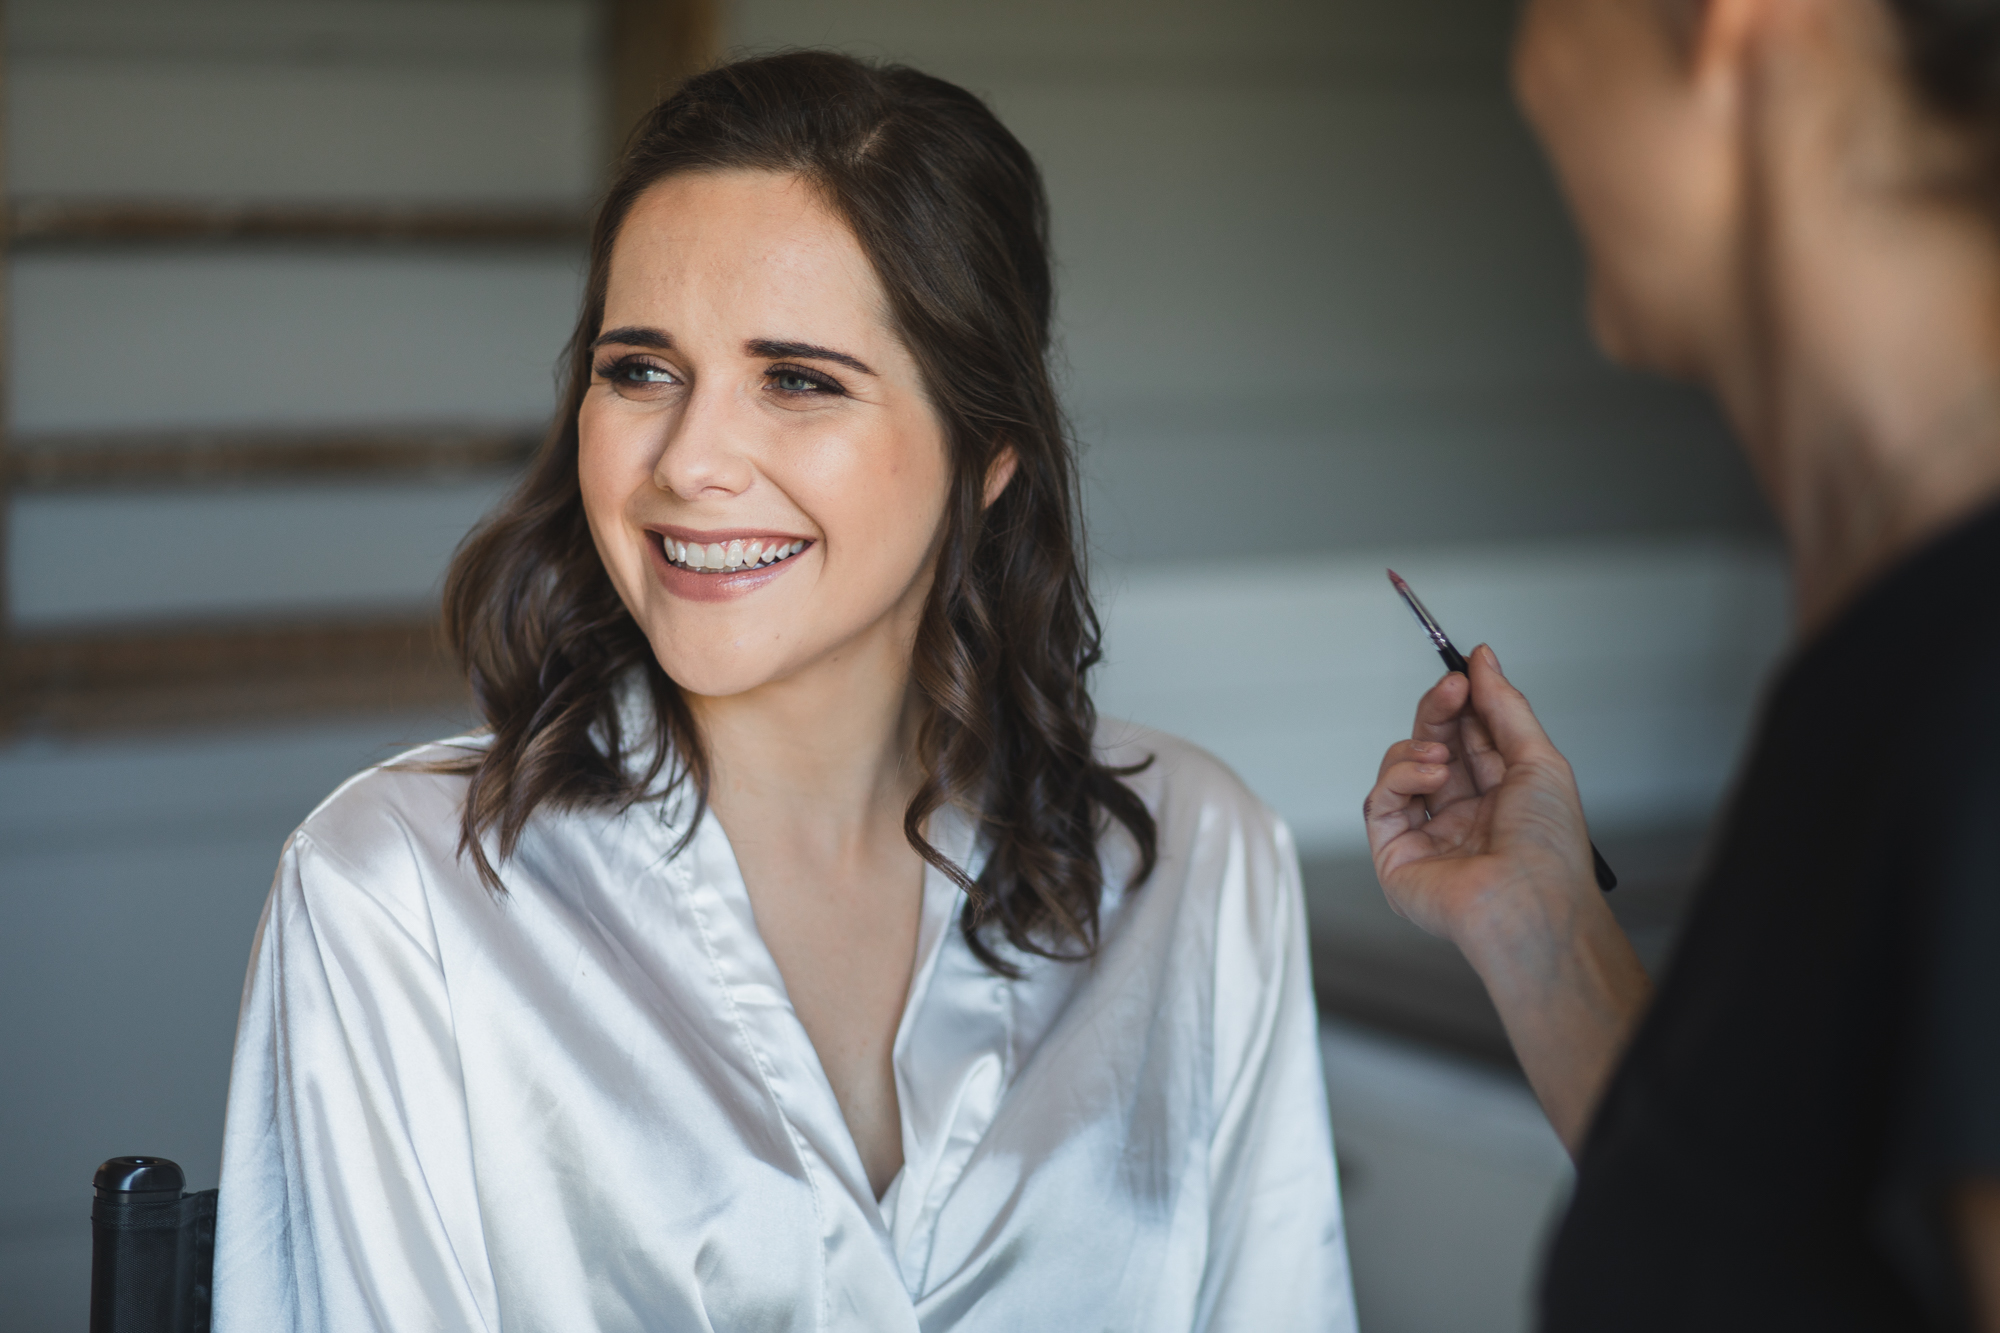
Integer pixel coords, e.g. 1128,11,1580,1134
3,614,469,737
8,199,588,248
8,427,540,492
605,0,722,162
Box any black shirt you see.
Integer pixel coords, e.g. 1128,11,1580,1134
1542,500,2000,1331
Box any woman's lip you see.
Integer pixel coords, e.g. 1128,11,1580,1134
648,524,815,545
643,530,809,603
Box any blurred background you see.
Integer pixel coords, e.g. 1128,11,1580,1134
0,1,1788,1328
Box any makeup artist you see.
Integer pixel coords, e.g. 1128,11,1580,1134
1362,0,2000,1328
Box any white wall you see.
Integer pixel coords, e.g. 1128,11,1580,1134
5,0,599,629
7,1,600,203
1098,537,1789,857
1322,1020,1574,1333
12,478,515,625
9,250,585,435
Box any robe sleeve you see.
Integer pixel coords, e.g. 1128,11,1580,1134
1193,815,1357,1332
213,830,499,1333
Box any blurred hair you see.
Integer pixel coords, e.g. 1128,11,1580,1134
1888,0,2000,149
439,51,1156,974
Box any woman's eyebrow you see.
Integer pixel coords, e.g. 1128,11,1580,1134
747,338,877,376
592,326,673,351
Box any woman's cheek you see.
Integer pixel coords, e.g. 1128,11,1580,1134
575,434,650,604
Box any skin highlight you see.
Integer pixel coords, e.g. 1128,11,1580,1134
1365,0,2000,1319
578,168,1014,1198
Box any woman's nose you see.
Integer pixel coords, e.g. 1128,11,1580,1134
651,382,755,500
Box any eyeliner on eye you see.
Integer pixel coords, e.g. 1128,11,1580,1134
766,362,846,395
597,354,677,386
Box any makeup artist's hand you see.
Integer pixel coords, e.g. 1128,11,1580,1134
1362,644,1652,1154
1363,644,1596,938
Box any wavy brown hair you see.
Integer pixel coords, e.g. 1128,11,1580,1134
441,51,1156,973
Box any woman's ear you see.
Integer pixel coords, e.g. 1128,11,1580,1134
983,445,1019,508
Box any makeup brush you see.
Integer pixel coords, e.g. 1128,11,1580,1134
1387,569,1618,892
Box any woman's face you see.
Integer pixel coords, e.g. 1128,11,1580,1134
1512,0,1732,378
579,170,952,700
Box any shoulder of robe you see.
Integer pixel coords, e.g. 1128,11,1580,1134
1095,718,1278,835
1092,717,1293,898
287,732,493,889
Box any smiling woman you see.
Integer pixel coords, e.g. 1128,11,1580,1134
208,51,1354,1333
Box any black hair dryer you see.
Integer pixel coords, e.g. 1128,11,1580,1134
90,1157,217,1333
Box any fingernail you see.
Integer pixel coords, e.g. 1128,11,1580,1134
1482,644,1502,671
1417,764,1443,774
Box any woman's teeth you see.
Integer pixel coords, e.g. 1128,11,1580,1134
663,537,807,572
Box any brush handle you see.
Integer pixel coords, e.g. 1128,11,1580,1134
1441,648,1617,892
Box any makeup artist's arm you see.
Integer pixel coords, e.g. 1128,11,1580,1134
1362,645,1652,1156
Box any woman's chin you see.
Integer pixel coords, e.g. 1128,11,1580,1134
646,641,794,703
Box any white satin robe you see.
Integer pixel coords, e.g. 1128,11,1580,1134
213,721,1354,1332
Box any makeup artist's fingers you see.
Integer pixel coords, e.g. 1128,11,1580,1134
1365,745,1452,831
1408,670,1471,740
1465,645,1571,776
1406,673,1487,805
1364,762,1454,870
1454,701,1509,794
1366,751,1448,816
1373,738,1450,783
1369,647,1605,942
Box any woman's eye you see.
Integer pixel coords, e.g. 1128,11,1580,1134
599,358,677,386
768,365,842,396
